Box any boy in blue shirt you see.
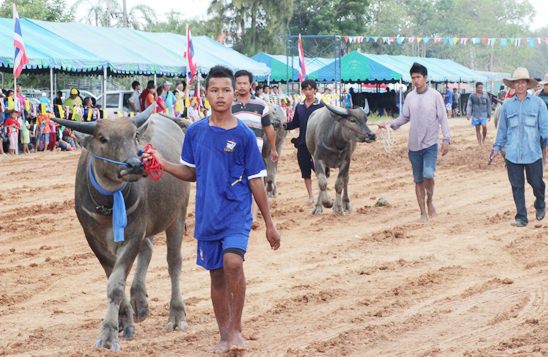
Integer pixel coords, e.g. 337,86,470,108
142,66,280,353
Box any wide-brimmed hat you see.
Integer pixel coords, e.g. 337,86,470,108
503,67,538,89
539,73,548,85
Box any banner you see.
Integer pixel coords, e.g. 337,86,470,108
343,35,548,47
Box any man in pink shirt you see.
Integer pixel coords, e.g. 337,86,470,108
379,63,450,223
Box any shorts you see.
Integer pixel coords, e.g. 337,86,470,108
9,133,18,150
445,103,452,111
471,117,488,126
408,144,438,183
196,234,248,271
297,145,314,179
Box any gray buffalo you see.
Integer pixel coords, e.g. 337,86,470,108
52,105,190,352
262,105,287,197
306,104,376,215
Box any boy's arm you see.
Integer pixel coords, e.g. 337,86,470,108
249,178,280,250
162,160,196,182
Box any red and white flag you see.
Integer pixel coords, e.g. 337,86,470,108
13,3,29,78
183,24,198,83
297,34,307,82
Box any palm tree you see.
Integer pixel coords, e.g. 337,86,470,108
72,0,157,29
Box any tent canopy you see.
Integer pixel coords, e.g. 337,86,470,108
308,51,401,83
363,53,487,83
0,18,106,73
0,17,270,78
252,53,335,82
139,32,270,77
32,20,185,76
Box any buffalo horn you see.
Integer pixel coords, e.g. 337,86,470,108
325,103,349,117
51,117,96,135
132,102,157,128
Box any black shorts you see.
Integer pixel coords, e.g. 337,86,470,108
297,146,314,179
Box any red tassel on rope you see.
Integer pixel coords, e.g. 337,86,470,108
141,144,164,182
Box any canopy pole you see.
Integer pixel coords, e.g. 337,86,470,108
153,74,157,87
50,68,54,112
102,67,107,117
399,78,403,112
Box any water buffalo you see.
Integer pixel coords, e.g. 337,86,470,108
51,105,190,352
262,105,287,197
306,104,376,215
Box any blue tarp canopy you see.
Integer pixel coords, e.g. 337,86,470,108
139,32,270,77
0,18,106,73
252,53,335,82
363,53,487,83
308,51,401,83
32,20,185,76
0,18,270,77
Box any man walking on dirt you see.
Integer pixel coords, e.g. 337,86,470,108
466,82,492,146
379,63,450,223
491,67,548,227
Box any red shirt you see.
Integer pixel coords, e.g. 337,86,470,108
4,118,20,135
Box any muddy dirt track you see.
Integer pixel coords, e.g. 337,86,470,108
0,118,547,356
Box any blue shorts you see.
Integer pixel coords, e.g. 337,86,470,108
196,234,249,271
471,117,488,126
408,144,438,183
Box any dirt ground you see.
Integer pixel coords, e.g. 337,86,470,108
0,118,547,357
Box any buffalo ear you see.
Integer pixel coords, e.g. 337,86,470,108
74,132,92,150
136,121,153,143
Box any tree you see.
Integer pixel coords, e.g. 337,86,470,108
0,0,74,22
353,0,536,72
72,0,157,30
208,0,294,55
145,10,220,38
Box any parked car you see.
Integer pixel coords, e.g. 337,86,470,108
95,90,133,118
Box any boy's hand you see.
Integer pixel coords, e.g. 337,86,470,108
266,224,281,250
140,146,165,166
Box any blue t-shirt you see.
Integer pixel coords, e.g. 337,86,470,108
181,118,266,240
345,92,352,108
445,89,453,105
162,91,176,111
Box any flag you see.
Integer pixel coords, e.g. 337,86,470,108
297,34,307,82
13,3,29,78
183,24,198,83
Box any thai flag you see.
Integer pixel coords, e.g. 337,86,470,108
183,24,198,83
297,34,307,82
13,3,29,79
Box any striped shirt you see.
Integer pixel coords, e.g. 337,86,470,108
232,96,272,138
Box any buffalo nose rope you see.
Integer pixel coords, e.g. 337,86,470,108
376,127,396,153
138,144,164,181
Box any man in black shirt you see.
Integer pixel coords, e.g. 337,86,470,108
286,80,324,202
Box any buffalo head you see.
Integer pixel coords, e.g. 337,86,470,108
325,103,376,143
51,104,156,183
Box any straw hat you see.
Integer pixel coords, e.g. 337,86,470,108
539,73,548,85
503,67,538,89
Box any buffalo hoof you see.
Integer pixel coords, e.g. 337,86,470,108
343,201,351,212
167,304,188,332
123,325,135,340
94,339,121,352
312,206,323,215
166,319,189,332
333,204,344,215
131,296,149,323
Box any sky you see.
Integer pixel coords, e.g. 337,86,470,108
69,0,547,31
